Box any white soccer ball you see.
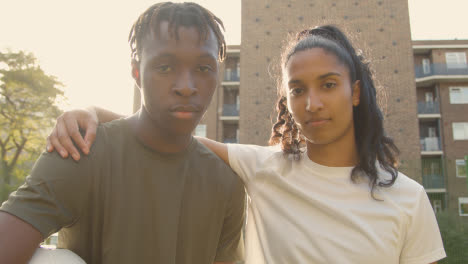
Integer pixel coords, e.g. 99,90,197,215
29,248,86,264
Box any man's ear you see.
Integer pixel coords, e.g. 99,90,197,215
131,59,141,88
352,80,361,107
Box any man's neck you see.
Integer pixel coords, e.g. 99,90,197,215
128,112,192,154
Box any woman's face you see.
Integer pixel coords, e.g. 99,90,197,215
284,47,360,148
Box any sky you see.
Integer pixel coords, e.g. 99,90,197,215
1,0,467,115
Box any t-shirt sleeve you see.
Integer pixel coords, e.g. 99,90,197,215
399,186,446,264
214,173,246,262
228,143,276,184
0,151,90,239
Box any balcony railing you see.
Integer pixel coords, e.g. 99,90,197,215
222,104,239,116
422,173,445,189
223,70,240,82
414,63,468,79
417,101,440,114
420,137,441,152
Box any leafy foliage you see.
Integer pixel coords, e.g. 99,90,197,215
0,50,64,202
437,211,468,263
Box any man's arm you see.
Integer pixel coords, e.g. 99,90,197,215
0,211,43,264
46,106,124,160
213,173,246,263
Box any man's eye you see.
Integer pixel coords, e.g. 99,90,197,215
198,65,212,72
156,65,172,73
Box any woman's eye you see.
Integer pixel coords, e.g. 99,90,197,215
290,87,304,95
323,82,337,89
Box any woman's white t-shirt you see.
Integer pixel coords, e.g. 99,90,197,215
228,143,446,264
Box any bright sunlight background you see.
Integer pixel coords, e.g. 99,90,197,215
1,0,467,115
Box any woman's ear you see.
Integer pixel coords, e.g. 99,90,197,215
352,80,361,107
131,59,141,88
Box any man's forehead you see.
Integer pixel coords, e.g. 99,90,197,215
138,20,219,61
150,20,212,44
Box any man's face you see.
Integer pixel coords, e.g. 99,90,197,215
135,21,219,136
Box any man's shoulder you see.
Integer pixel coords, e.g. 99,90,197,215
95,118,129,141
191,139,231,168
190,139,240,181
87,118,129,155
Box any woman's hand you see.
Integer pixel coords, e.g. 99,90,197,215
46,108,98,161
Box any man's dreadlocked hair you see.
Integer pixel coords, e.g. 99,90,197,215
128,2,226,62
269,25,400,193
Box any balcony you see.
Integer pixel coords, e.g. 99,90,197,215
415,63,468,78
421,157,445,190
223,70,240,82
420,137,442,155
417,101,439,114
222,104,239,116
414,63,468,86
422,173,445,189
220,104,240,121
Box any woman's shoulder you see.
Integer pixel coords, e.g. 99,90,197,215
376,168,427,212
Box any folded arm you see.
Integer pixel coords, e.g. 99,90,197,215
0,211,43,264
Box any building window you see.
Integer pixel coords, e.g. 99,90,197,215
459,197,468,216
422,58,431,74
225,68,232,81
453,122,468,140
449,87,468,104
456,159,467,178
432,199,442,213
446,52,467,69
194,124,207,138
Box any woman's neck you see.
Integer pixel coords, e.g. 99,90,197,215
306,130,358,167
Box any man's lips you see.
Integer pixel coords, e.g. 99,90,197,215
170,105,201,119
170,104,201,112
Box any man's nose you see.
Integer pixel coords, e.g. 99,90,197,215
173,70,197,97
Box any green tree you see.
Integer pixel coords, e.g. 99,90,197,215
437,211,468,263
0,50,64,202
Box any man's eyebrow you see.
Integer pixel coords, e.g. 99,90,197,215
198,53,217,61
318,72,341,79
150,53,176,61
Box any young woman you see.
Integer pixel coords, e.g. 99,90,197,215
46,25,445,264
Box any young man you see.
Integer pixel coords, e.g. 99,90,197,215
0,3,245,264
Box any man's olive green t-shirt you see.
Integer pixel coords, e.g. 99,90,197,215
0,119,245,264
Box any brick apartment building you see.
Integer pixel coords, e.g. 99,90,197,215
196,0,468,216
413,40,468,215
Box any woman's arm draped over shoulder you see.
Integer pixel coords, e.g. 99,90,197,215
195,137,229,166
46,106,125,160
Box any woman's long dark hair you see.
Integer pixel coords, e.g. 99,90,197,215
269,25,400,193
